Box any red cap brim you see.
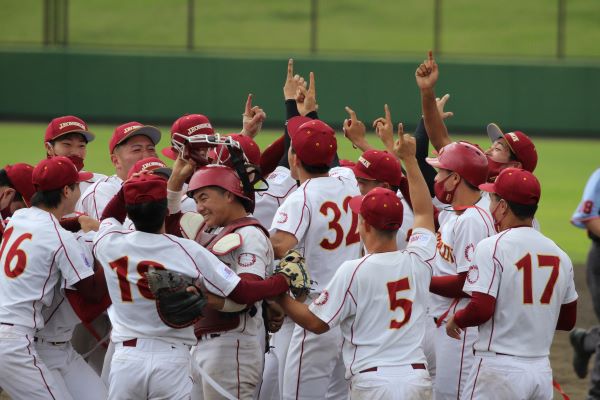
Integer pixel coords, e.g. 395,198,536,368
161,147,178,160
77,171,94,182
478,182,496,193
425,157,442,168
348,195,364,215
351,165,377,181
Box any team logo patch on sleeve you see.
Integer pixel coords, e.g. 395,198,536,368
276,211,288,224
237,253,257,268
464,243,475,262
313,290,329,306
467,265,479,284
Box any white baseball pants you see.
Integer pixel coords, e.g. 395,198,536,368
350,365,432,400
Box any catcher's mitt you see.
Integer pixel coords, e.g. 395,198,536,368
145,270,207,329
274,249,313,295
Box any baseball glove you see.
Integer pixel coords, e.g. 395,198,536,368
145,270,207,329
274,249,313,295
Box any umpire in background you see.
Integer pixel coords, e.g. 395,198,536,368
570,168,600,399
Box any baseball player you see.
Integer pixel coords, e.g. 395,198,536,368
93,173,299,400
275,127,435,399
424,141,495,399
445,168,578,399
182,164,274,400
415,51,538,181
270,118,361,399
44,115,106,195
569,167,600,398
0,156,107,400
77,121,161,219
0,163,35,233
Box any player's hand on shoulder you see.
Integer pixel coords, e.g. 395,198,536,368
79,215,100,233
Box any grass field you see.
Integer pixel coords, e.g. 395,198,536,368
1,121,597,264
1,0,600,59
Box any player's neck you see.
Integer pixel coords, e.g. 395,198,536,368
222,207,249,226
499,215,534,231
35,204,69,220
297,169,328,184
451,188,481,209
363,234,397,254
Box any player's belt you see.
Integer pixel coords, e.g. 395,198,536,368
34,337,68,346
359,364,426,374
197,333,221,341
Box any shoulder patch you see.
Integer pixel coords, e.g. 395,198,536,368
464,243,475,262
313,290,329,306
212,233,242,256
180,212,205,239
276,211,288,224
237,253,257,268
467,265,479,284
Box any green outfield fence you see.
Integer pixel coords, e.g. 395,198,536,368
1,0,600,59
1,48,599,135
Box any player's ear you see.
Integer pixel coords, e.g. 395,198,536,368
45,141,55,157
0,187,16,210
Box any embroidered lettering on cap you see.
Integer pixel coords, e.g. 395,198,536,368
58,122,86,131
123,125,143,134
141,161,165,170
358,156,371,169
507,132,520,142
187,123,212,135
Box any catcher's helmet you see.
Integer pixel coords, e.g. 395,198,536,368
162,114,214,161
187,165,254,211
426,141,489,187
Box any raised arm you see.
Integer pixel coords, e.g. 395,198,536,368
393,123,435,233
415,51,451,151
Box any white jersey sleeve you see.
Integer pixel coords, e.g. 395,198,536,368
462,236,499,297
572,168,600,228
453,208,494,274
76,176,122,220
270,189,309,241
405,227,437,267
218,226,272,279
55,227,95,287
309,260,356,328
562,257,578,305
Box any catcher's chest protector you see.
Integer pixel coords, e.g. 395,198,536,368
193,217,269,338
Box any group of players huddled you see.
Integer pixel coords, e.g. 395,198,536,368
0,52,577,400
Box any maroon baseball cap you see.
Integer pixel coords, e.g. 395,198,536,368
4,163,35,206
348,187,404,230
207,133,261,166
123,173,167,205
109,122,161,154
487,123,538,172
163,114,214,160
352,150,402,186
479,167,540,205
288,117,337,167
45,116,95,143
127,157,172,179
32,157,93,191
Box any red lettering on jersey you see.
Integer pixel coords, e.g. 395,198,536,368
1,227,32,279
583,200,594,215
436,231,455,264
515,253,560,305
387,277,413,329
319,197,360,250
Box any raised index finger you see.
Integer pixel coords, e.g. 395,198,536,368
287,58,294,80
308,71,316,95
397,123,405,142
245,93,253,115
384,104,391,123
428,50,434,63
345,106,357,121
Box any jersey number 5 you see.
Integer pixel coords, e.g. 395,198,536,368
0,227,32,278
109,256,165,302
515,253,560,304
319,197,360,250
387,277,412,329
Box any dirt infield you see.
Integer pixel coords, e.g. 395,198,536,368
0,264,593,399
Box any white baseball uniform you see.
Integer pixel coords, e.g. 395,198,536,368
0,207,94,400
428,197,495,399
460,227,578,400
190,224,273,400
254,166,298,229
76,175,123,219
271,174,361,400
93,217,241,400
309,227,436,399
34,232,107,400
79,172,108,197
